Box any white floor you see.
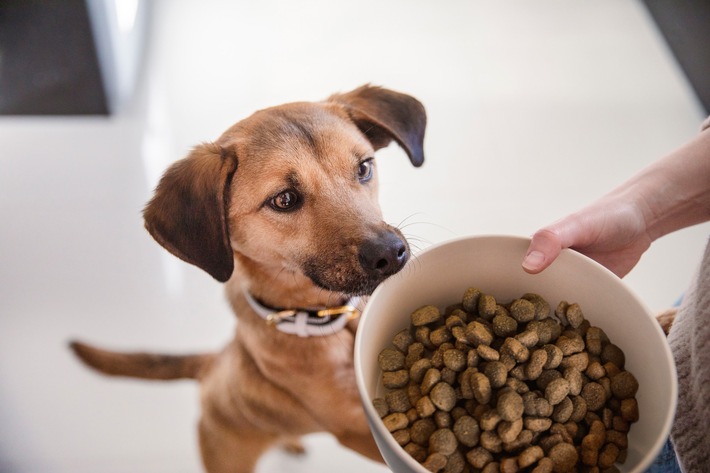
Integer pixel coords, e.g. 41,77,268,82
1,1,708,472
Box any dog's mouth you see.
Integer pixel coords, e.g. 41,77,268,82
303,231,410,296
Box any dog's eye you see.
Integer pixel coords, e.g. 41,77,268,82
357,159,374,183
269,190,301,212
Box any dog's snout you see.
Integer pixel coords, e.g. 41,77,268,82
358,231,409,277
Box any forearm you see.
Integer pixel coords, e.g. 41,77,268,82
624,125,710,242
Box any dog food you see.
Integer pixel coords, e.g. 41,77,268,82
373,288,639,473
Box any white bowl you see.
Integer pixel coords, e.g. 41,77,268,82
355,235,677,473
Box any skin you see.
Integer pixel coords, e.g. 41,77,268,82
522,126,710,278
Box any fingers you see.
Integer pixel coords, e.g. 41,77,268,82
522,228,563,274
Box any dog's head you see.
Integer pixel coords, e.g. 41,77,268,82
143,85,425,298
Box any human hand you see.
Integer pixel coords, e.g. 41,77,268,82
521,198,652,278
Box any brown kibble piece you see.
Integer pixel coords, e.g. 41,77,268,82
412,305,442,326
430,382,457,412
531,457,554,473
466,447,493,469
548,442,579,472
510,299,536,323
382,369,409,389
518,445,544,468
484,361,508,388
378,348,405,371
610,371,639,400
497,389,525,422
462,287,482,313
478,294,498,319
601,343,626,369
581,382,607,412
565,302,584,328
383,412,409,432
453,415,480,447
466,321,494,347
493,314,518,338
443,349,467,372
411,418,437,445
621,398,639,422
545,378,571,406
422,452,447,472
471,371,493,405
429,428,458,455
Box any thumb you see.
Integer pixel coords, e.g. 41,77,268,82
522,229,564,274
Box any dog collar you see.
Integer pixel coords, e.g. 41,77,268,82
244,291,361,338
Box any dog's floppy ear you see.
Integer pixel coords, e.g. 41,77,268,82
143,144,238,282
329,85,426,167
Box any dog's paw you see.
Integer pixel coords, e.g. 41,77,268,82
656,308,678,336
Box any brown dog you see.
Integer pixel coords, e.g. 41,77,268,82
71,85,426,472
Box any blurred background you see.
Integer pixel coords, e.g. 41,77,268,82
1,1,709,472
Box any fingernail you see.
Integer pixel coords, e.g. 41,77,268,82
522,251,545,271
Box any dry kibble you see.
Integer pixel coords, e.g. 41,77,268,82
497,418,523,443
383,412,409,432
382,370,409,389
430,327,452,347
548,442,579,472
484,361,508,388
601,343,626,369
526,349,548,380
542,344,563,370
443,349,467,372
478,294,498,319
421,368,442,394
501,337,529,363
386,389,412,413
466,321,494,347
621,398,639,422
471,371,493,405
412,305,442,326
518,445,544,468
581,382,607,412
405,442,427,462
429,428,458,455
411,418,437,445
510,299,536,323
551,396,573,423
453,415,480,447
493,314,518,338
515,330,539,348
462,287,482,313
610,371,639,400
430,382,457,412
416,395,436,418
565,302,584,329
378,348,405,371
375,290,639,472
467,446,494,469
497,389,525,422
422,452,447,472
545,378,571,406
478,344,501,361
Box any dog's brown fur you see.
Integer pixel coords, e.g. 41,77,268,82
71,85,426,472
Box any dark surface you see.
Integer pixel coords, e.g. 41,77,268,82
0,0,109,115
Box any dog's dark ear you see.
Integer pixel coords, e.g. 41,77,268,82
143,144,238,282
329,85,426,167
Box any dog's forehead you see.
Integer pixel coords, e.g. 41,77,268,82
223,102,372,163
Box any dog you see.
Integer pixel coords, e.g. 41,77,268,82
70,85,426,472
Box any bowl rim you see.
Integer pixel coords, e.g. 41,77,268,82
354,234,678,473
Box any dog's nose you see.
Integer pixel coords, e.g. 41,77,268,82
358,231,409,278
